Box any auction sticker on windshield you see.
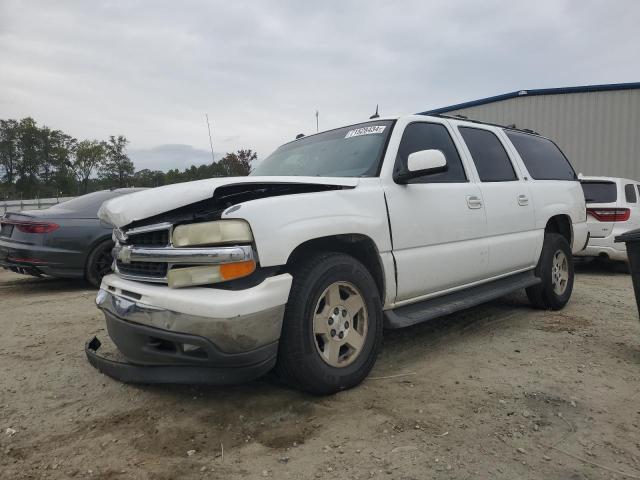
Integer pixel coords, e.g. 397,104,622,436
345,125,386,138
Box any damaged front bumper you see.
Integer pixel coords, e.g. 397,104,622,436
86,272,293,385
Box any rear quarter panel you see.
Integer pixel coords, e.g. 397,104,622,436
529,180,588,253
44,218,113,270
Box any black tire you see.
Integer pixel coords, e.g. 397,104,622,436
85,239,115,288
526,233,574,310
275,252,383,395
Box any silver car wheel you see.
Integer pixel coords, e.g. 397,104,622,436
312,281,368,368
551,249,569,295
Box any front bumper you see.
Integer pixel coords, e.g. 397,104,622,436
86,272,293,384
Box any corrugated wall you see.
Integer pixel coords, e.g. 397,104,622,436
445,89,640,180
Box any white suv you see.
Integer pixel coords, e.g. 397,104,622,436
86,114,588,394
575,176,640,262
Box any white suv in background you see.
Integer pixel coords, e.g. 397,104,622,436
576,176,640,262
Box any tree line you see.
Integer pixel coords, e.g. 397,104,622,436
0,117,256,200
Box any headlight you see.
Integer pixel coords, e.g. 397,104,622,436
167,261,256,288
172,220,253,247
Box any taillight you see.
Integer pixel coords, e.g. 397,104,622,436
14,222,60,234
587,208,630,222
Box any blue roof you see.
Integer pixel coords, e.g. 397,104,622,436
419,81,640,115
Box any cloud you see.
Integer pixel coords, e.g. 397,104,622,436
1,0,639,171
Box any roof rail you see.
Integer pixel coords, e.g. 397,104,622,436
427,113,540,136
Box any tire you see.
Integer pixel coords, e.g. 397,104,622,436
275,252,383,395
85,239,115,288
526,233,574,310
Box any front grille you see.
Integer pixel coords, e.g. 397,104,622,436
127,229,170,247
116,260,168,279
116,224,172,282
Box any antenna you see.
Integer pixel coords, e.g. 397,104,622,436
205,113,215,163
315,110,319,132
369,104,380,119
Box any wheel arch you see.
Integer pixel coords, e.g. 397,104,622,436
285,234,386,304
544,214,573,247
83,234,115,275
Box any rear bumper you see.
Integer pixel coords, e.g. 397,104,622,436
574,234,627,261
87,273,292,384
575,244,628,261
0,239,84,278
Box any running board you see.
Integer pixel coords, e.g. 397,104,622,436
384,271,540,329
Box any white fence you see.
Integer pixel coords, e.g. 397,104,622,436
0,197,75,215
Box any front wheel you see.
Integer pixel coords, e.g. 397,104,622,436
275,252,383,395
85,239,114,288
526,233,574,310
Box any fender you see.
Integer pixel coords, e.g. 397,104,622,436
223,178,392,267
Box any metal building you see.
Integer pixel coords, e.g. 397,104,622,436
421,82,640,180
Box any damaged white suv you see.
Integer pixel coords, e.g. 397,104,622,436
87,114,588,394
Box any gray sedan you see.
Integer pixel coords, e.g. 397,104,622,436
0,189,143,287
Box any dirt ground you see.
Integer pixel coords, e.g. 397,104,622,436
1,265,640,480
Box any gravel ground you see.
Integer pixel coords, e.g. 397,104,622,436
1,265,640,480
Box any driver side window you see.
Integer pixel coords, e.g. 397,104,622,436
395,122,467,183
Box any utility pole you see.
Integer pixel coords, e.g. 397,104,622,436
315,110,319,132
205,114,215,163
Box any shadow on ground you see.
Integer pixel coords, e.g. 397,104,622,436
0,271,93,293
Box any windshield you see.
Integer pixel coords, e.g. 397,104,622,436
252,120,394,177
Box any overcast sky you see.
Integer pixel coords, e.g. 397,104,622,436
1,0,639,171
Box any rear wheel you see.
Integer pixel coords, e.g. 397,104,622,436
275,252,383,395
526,233,574,310
85,239,114,288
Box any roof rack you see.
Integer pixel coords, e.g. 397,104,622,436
427,113,540,136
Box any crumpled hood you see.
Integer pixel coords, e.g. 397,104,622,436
98,176,359,228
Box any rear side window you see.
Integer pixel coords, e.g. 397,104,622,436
506,130,576,180
459,127,517,182
625,184,637,203
395,122,467,183
581,181,617,204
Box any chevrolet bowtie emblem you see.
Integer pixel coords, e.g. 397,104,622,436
114,228,128,243
117,245,132,264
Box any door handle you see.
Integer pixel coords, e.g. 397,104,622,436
517,194,529,206
466,195,483,209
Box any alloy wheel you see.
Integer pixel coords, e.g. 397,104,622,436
312,281,368,368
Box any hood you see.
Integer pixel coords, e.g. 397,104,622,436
98,176,359,228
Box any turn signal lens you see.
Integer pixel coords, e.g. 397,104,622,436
220,260,256,280
172,220,253,247
167,260,256,288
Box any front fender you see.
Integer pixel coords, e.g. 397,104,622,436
222,181,391,267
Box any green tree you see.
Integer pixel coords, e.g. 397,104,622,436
99,135,134,188
217,149,257,176
0,119,20,186
73,140,105,194
49,131,77,196
15,118,42,197
39,128,77,196
133,168,165,187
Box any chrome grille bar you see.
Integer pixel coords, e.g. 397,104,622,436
114,245,253,265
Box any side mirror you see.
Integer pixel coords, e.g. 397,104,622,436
394,149,448,184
